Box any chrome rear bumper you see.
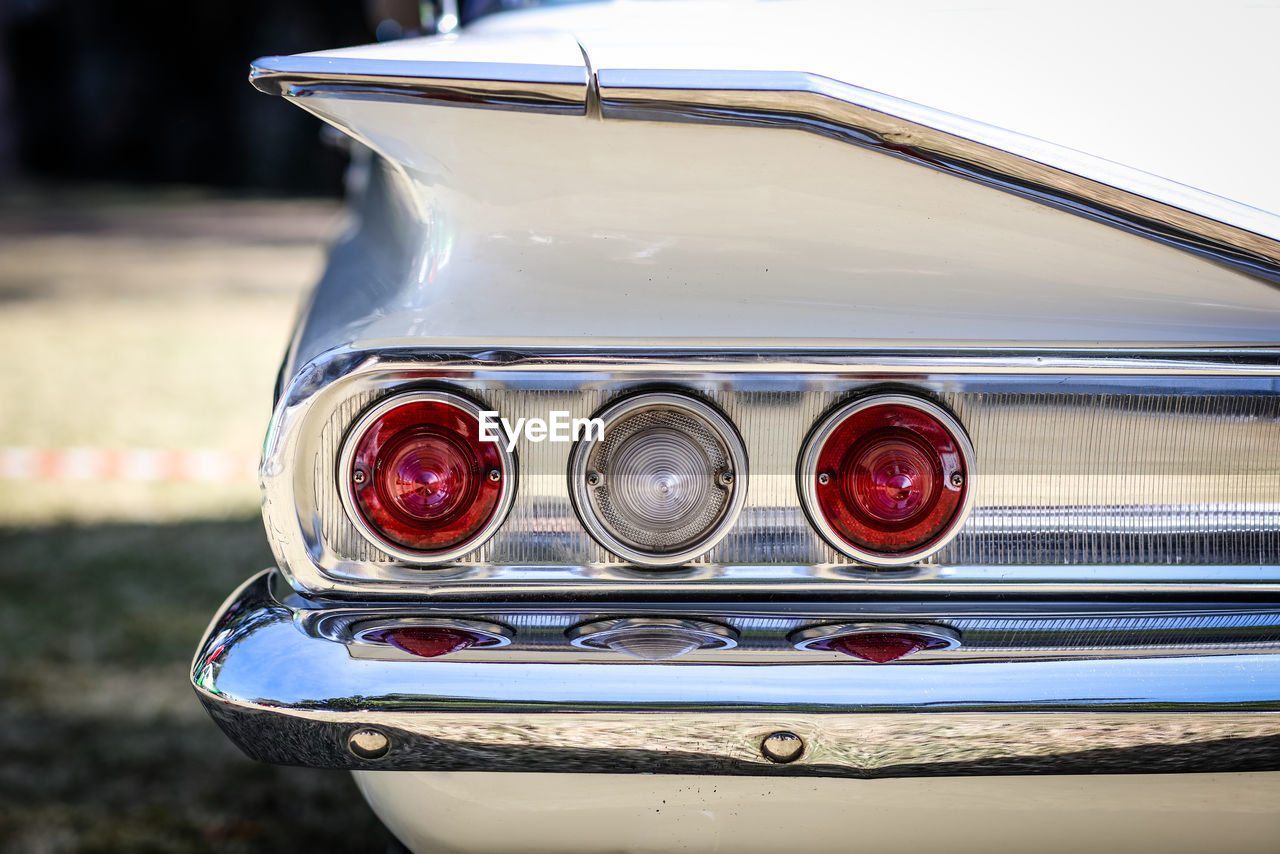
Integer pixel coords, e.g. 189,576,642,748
192,570,1280,777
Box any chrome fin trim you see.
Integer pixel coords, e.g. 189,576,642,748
249,55,589,114
248,46,1280,280
596,69,1280,283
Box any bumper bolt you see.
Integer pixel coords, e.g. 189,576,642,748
347,728,390,760
761,730,804,764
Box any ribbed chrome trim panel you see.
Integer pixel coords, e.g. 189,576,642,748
264,348,1280,596
938,392,1280,565
313,385,1280,570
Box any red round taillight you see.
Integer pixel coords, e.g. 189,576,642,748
800,394,973,565
340,391,515,562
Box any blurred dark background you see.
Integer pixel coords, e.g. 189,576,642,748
0,3,586,850
0,2,486,851
0,0,383,194
0,1,568,193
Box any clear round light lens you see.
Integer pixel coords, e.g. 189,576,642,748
568,618,739,660
570,393,747,566
604,629,709,661
610,427,713,531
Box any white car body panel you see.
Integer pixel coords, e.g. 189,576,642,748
194,3,1280,852
312,3,1280,848
470,0,1280,215
284,97,1280,368
357,770,1280,854
271,0,1280,375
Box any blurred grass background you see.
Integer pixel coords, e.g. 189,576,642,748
0,190,391,852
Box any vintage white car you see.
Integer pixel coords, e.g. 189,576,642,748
192,1,1280,851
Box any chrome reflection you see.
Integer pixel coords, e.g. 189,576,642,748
193,572,1280,775
249,54,589,114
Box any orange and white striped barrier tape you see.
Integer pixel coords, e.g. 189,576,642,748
0,447,260,483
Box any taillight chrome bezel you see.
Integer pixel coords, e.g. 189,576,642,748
568,391,748,567
789,621,962,653
337,389,517,564
350,617,514,651
265,347,1280,597
566,617,739,656
798,392,975,566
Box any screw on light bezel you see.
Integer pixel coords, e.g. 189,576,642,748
798,393,975,566
337,389,517,565
348,617,514,650
788,622,961,653
567,392,748,567
566,617,739,653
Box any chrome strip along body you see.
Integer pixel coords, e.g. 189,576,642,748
192,571,1280,776
250,55,589,114
247,54,1280,282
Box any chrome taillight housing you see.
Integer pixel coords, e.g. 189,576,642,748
569,392,747,566
338,390,516,563
799,393,974,565
263,349,1280,595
